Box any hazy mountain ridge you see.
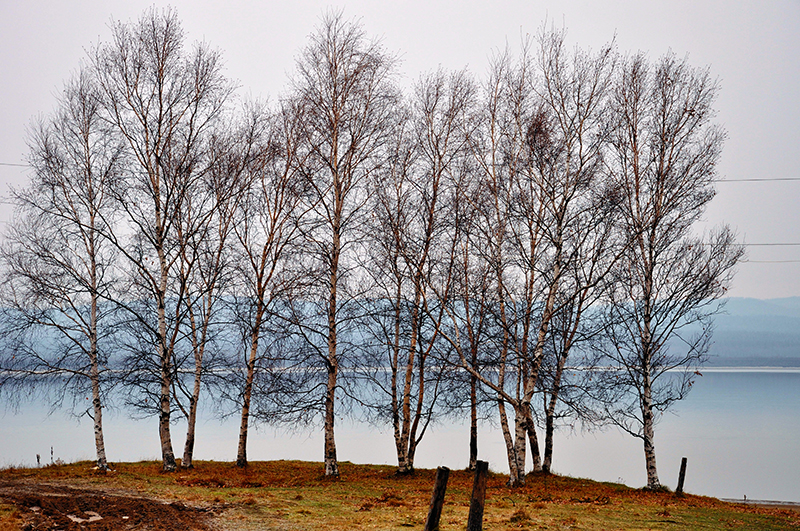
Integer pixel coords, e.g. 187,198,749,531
706,297,800,366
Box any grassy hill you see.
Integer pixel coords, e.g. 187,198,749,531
0,460,798,530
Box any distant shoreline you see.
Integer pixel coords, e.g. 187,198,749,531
721,498,800,512
699,366,800,372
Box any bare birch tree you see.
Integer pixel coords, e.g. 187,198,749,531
361,68,474,474
228,101,308,468
92,7,233,472
170,109,256,469
463,46,535,485
431,44,541,486
0,70,122,470
502,29,618,476
431,30,617,485
288,11,399,477
430,141,496,472
601,52,743,489
537,230,621,473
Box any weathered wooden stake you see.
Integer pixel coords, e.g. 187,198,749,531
424,466,450,531
466,460,488,531
676,457,688,495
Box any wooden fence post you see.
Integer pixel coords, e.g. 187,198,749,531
676,457,688,495
466,460,488,531
424,466,450,531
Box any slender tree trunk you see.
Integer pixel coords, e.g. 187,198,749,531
543,299,585,474
318,138,343,477
406,341,427,470
397,298,419,474
542,353,568,473
642,373,660,488
525,252,561,473
525,409,542,472
465,288,481,472
498,398,522,486
513,403,528,482
640,267,659,489
324,362,339,476
158,345,176,472
542,403,555,473
88,236,109,471
542,391,558,473
324,231,340,477
520,369,541,473
390,284,406,472
157,253,176,472
495,277,522,484
469,367,478,471
182,311,205,469
182,396,198,469
90,342,108,470
181,346,203,468
237,309,263,468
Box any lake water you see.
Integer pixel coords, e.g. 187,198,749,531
2,369,799,503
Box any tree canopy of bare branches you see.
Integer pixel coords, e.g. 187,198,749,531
91,7,234,472
287,10,400,477
0,70,122,470
600,52,743,489
0,9,741,487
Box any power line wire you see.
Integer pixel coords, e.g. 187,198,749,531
743,260,800,264
700,242,800,247
716,177,800,182
742,243,800,246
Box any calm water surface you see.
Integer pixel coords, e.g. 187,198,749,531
2,370,798,502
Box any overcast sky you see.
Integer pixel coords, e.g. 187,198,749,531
1,0,798,299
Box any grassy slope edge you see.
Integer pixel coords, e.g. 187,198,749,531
0,460,798,530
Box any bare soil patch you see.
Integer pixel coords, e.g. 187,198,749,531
0,480,214,530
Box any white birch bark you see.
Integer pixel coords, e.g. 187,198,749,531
3,71,118,471
292,12,398,477
91,8,232,472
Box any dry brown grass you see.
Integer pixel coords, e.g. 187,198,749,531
0,460,798,530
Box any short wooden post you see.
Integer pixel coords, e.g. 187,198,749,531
676,457,688,495
424,466,450,531
466,460,488,531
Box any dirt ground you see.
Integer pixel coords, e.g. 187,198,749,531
0,480,215,530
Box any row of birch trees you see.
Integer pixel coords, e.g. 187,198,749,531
0,9,742,488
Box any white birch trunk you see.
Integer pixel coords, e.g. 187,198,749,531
390,282,406,472
513,403,528,481
324,363,339,477
89,342,108,470
642,372,660,488
497,399,523,486
88,228,109,471
324,220,340,477
181,329,204,469
237,308,263,468
157,248,176,472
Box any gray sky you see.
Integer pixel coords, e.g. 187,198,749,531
1,0,798,298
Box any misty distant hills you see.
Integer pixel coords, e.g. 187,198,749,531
705,297,800,367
